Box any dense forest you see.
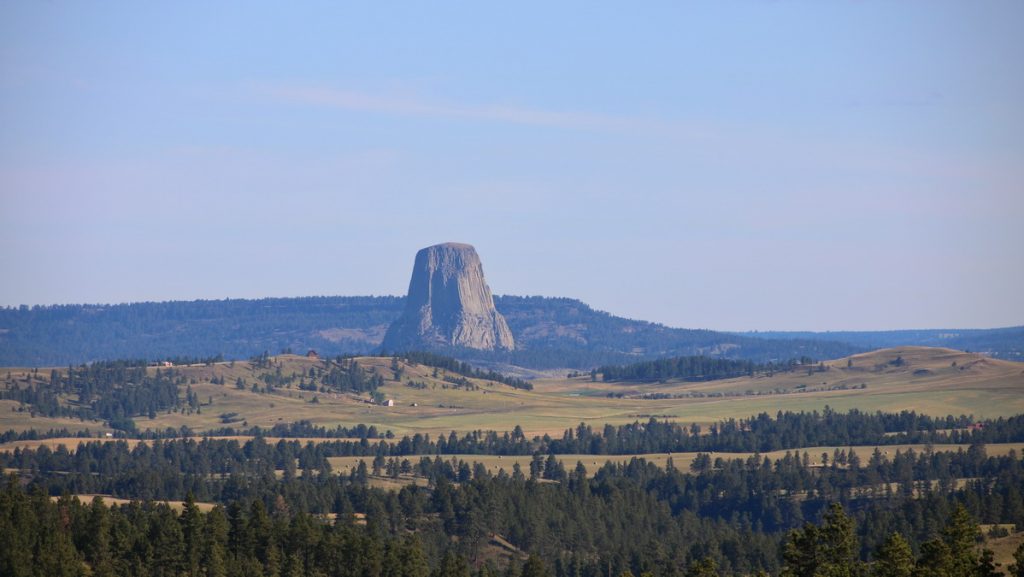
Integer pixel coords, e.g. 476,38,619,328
3,417,1024,576
0,296,865,368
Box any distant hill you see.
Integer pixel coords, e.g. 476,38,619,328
491,296,860,368
744,327,1024,362
0,295,860,368
3,296,1018,369
0,297,404,367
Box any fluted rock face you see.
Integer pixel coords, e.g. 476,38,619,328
383,243,515,352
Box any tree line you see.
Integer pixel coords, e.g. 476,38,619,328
5,408,1024,454
597,356,816,383
778,502,1024,577
2,437,1023,576
395,352,533,390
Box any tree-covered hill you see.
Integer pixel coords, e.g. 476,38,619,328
2,295,1015,368
0,296,405,367
3,295,1017,369
744,326,1024,362
0,295,861,368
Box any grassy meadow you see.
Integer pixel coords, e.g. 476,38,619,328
1,347,1023,440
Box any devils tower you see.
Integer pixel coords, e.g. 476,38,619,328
382,243,515,352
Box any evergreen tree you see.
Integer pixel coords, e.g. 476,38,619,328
0,478,35,577
783,504,862,577
148,505,185,577
434,550,471,577
401,536,431,577
915,539,953,577
85,497,115,577
942,505,980,577
819,504,861,577
873,533,914,577
180,492,205,577
521,555,552,577
686,557,719,577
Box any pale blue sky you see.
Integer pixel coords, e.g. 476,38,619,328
1,1,1021,331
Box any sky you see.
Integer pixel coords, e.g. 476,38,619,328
1,1,1022,332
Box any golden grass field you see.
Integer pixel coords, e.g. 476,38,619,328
985,528,1024,572
2,347,1023,439
325,441,1024,477
51,494,218,513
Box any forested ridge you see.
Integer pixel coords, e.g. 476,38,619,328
2,297,1022,368
3,425,1024,576
0,297,405,367
0,296,864,368
748,327,1024,362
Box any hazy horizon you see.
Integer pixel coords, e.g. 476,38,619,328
3,289,1021,335
2,2,1022,332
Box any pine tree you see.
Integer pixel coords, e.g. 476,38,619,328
942,505,979,577
782,504,862,577
873,533,914,577
86,497,115,577
180,492,204,577
819,503,861,577
686,557,719,577
285,552,305,577
916,539,952,577
433,550,471,577
0,478,36,577
401,536,431,577
521,555,551,577
782,523,820,577
148,505,185,577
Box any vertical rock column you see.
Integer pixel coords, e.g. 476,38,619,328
382,243,515,352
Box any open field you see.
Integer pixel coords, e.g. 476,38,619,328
325,441,1024,477
2,347,1023,439
0,399,114,435
51,494,218,513
985,529,1024,572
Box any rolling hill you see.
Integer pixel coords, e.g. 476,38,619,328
3,346,1022,438
745,326,1024,361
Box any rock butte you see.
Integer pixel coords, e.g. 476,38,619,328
382,243,515,352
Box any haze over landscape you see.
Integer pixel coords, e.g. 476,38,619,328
3,3,1024,577
2,1,1022,331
